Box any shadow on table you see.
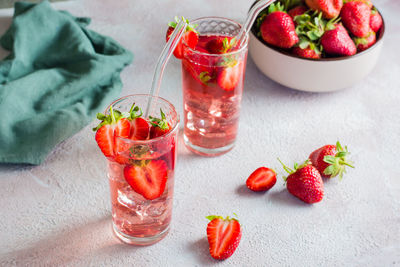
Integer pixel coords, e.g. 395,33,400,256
0,215,144,266
188,237,216,265
266,189,312,207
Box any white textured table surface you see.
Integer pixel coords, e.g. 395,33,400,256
1,0,400,266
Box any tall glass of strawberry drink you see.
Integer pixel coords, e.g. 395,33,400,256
181,17,249,156
95,94,178,245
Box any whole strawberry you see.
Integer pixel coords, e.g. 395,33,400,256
206,215,242,260
341,1,371,38
305,0,343,19
370,8,383,33
292,46,321,59
354,30,376,52
309,141,354,179
321,24,357,56
279,159,324,204
288,5,308,20
260,4,299,49
344,0,372,9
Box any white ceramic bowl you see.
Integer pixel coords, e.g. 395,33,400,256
249,11,385,92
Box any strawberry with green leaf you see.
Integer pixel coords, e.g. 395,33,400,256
206,36,236,54
149,109,171,138
292,11,328,58
206,214,242,260
309,141,355,179
321,23,357,56
166,16,199,59
279,159,324,204
93,107,130,159
260,3,299,49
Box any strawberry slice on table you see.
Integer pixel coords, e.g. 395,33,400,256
279,159,324,204
124,160,168,200
166,16,199,59
217,59,243,91
309,141,355,179
93,107,130,158
206,215,242,260
246,167,277,192
149,109,171,139
340,1,371,38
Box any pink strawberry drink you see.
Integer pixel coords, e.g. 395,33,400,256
96,95,178,246
181,17,248,156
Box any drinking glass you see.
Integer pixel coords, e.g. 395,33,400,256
106,94,178,245
181,17,249,156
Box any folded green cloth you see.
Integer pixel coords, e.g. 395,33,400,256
0,1,133,165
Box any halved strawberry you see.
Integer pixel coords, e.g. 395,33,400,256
149,109,171,139
217,60,243,91
246,167,277,192
166,16,199,59
125,103,150,140
130,117,150,140
123,160,168,200
206,215,242,260
93,107,130,158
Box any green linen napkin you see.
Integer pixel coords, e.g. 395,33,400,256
0,1,133,165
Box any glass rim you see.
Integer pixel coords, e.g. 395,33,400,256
106,94,180,145
182,16,249,58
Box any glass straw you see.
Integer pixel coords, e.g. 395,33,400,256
235,0,277,48
144,19,188,117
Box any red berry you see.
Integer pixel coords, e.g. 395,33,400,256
166,18,199,59
305,0,343,19
370,9,383,33
217,61,243,91
309,141,354,179
123,160,168,200
292,46,321,59
321,24,357,56
206,215,242,260
341,1,371,38
260,11,299,49
279,159,324,204
288,5,308,20
246,167,276,192
130,117,149,140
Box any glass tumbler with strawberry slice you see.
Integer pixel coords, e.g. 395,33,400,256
176,17,249,156
94,94,179,245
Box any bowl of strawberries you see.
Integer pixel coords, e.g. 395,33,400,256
249,0,385,92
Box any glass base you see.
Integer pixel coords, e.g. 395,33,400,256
112,223,170,246
183,134,235,156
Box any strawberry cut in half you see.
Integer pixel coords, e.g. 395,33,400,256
124,160,168,200
130,117,150,140
93,107,130,159
217,59,243,91
166,16,199,59
206,215,242,260
246,167,277,192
